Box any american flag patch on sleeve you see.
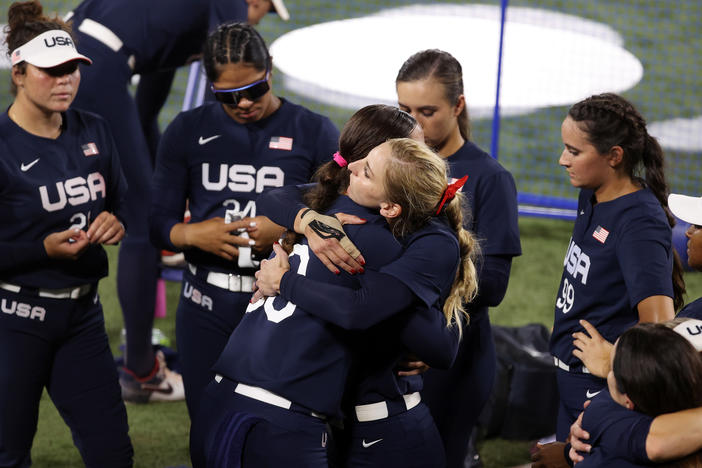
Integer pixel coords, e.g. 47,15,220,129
82,142,99,156
269,136,293,151
592,225,609,244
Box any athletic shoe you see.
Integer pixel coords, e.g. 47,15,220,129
119,350,185,403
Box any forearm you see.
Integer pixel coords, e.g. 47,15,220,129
257,185,309,229
279,269,414,329
400,307,459,369
0,240,49,272
646,407,702,462
472,255,512,308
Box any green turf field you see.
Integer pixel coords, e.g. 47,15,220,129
28,217,702,467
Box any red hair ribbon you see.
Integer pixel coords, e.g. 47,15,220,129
332,151,347,167
435,175,468,215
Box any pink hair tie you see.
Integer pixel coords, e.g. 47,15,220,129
332,151,347,167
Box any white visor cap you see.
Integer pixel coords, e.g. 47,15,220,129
271,0,290,21
669,193,702,226
673,319,702,352
11,29,92,68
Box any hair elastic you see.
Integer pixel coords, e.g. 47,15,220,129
435,175,468,215
332,151,347,167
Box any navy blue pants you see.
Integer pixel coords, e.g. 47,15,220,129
555,369,606,441
0,289,133,467
422,310,496,468
345,402,445,468
72,30,160,377
176,271,249,418
191,378,329,468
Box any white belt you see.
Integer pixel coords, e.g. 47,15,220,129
0,281,92,299
75,18,135,70
215,375,325,419
554,356,590,374
188,264,255,293
354,392,421,422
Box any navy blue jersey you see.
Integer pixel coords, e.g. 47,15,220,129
0,109,126,288
578,390,652,467
213,196,403,417
679,297,702,319
259,186,461,397
447,141,521,258
150,99,339,273
550,188,674,366
69,0,247,73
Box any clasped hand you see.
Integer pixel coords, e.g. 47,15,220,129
251,243,290,302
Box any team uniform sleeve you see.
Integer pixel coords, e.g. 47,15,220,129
0,241,49,272
279,268,415,330
474,171,522,257
380,231,459,309
103,126,128,228
149,116,190,251
257,184,310,229
399,305,459,369
616,212,674,308
472,255,513,308
208,0,248,31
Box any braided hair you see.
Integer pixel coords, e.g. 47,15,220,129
568,93,685,310
202,22,271,82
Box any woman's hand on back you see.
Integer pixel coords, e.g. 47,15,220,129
572,319,613,378
295,208,366,274
252,243,290,301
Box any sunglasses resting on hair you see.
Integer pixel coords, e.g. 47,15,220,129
210,70,270,106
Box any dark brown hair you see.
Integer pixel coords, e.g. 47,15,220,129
396,49,470,141
5,0,72,95
613,323,702,417
202,22,271,82
568,93,686,310
303,104,418,213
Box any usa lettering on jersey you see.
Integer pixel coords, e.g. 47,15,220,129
557,239,591,314
1,299,46,322
563,239,590,285
39,172,106,212
183,281,213,311
201,163,284,193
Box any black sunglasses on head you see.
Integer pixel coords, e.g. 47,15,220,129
210,70,270,106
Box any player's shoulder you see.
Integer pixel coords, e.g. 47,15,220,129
279,99,337,132
405,217,460,257
450,141,513,182
615,188,668,230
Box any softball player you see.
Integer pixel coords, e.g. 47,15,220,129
64,0,286,401
191,138,475,467
551,93,684,440
149,22,339,417
0,3,132,465
669,193,702,320
395,49,522,467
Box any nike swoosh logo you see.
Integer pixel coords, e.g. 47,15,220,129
141,382,174,394
362,438,383,448
198,135,221,145
21,158,40,172
585,389,602,398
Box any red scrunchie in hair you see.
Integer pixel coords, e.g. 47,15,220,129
435,175,468,215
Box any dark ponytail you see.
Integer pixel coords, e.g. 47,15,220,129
568,93,685,310
5,1,72,95
396,49,470,141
